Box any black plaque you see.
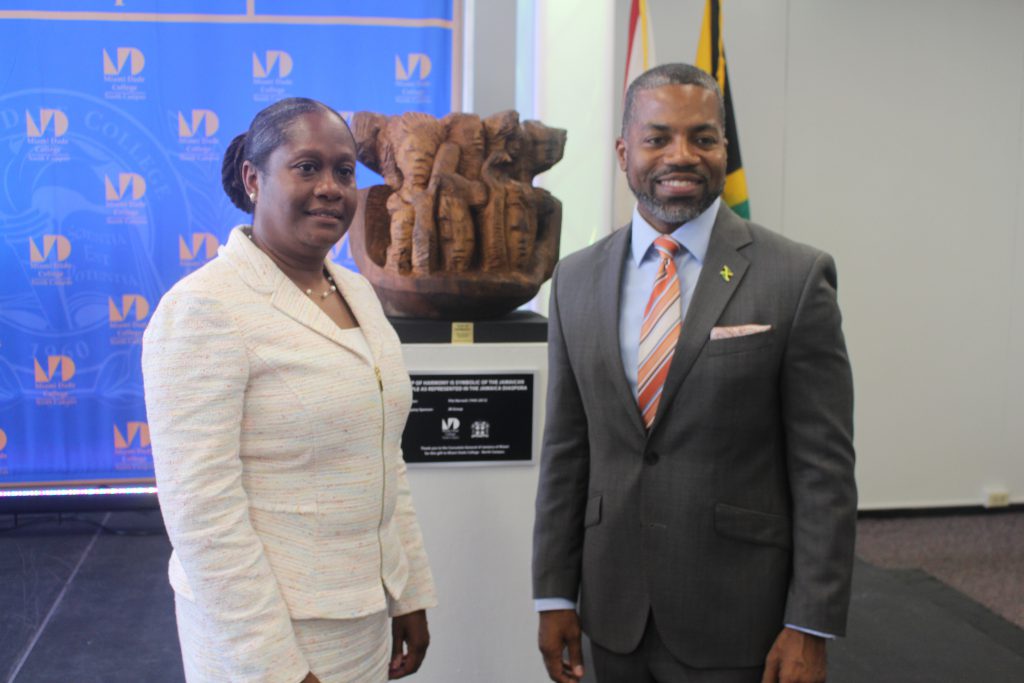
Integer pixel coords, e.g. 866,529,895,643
402,373,534,464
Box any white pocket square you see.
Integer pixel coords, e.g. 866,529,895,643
710,324,772,341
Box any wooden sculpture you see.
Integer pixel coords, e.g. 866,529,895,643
350,110,566,319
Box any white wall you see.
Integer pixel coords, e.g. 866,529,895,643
533,0,1024,508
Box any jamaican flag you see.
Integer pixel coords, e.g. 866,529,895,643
696,0,750,219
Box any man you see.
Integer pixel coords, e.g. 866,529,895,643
532,63,856,683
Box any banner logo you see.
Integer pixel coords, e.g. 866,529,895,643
26,109,68,138
0,428,7,452
179,233,219,263
34,355,76,383
33,354,77,405
253,50,293,79
104,173,147,201
395,53,431,81
103,47,145,76
109,294,150,323
177,109,219,138
29,235,72,263
113,422,150,450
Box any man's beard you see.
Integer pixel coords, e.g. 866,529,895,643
631,182,721,226
626,167,724,224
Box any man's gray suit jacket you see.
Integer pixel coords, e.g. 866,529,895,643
532,204,857,668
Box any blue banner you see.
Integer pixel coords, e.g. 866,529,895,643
0,1,455,486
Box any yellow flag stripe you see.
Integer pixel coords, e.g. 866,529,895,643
723,168,749,206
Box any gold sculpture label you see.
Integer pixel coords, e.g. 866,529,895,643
451,322,474,344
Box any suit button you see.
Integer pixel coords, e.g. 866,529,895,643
644,451,659,465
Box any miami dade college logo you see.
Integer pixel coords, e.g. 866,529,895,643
114,421,152,469
34,355,76,384
113,421,150,451
29,235,71,263
109,294,150,324
33,354,77,406
103,47,145,76
252,50,294,103
179,232,219,266
25,109,68,139
103,46,146,100
178,109,219,138
253,50,293,79
29,235,72,286
441,416,460,440
395,53,431,82
105,173,147,201
109,293,150,345
394,54,433,105
178,109,220,161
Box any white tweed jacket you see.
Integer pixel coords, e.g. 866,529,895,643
142,226,437,681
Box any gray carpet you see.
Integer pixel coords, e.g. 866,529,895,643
857,511,1024,629
1,512,180,683
2,510,1023,682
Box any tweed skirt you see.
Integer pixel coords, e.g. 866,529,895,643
175,594,390,683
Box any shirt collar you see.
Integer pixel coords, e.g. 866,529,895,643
629,196,720,267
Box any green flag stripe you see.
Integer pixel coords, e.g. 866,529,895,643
728,200,750,219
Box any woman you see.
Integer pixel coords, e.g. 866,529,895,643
142,98,437,683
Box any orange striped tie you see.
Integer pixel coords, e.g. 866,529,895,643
638,236,682,429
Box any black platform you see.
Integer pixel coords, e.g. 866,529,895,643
2,511,1022,682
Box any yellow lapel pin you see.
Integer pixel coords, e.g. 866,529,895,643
720,265,734,282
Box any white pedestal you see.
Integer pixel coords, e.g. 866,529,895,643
401,342,550,682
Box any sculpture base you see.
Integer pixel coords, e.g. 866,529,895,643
390,310,547,344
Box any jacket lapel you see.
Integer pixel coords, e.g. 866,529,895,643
221,226,375,365
597,226,647,438
649,205,752,432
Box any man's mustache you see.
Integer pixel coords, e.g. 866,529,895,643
652,165,707,181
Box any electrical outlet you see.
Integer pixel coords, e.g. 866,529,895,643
983,488,1011,508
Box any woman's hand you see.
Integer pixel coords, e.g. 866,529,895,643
388,610,430,679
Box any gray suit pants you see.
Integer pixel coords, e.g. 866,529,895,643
590,613,763,683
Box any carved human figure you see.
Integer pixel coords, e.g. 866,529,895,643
518,119,567,184
479,111,526,272
351,111,392,184
421,141,483,273
441,113,486,182
436,186,475,272
401,113,489,273
504,181,537,271
384,113,444,273
516,120,567,276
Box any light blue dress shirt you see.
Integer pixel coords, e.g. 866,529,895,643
535,198,832,640
618,199,718,398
